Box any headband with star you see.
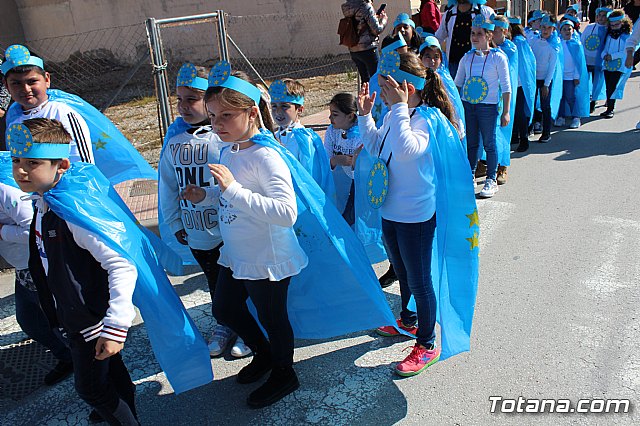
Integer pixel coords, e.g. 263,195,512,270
176,63,208,91
378,50,426,90
207,61,262,106
1,45,44,75
6,124,70,159
269,80,304,105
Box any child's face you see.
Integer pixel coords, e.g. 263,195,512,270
5,69,50,110
328,104,355,130
596,12,608,25
560,24,574,40
206,99,257,143
609,20,622,31
541,25,556,39
176,86,208,125
566,9,578,18
470,28,490,48
394,24,414,43
271,102,302,129
12,157,68,195
531,19,541,30
421,48,442,70
493,27,506,44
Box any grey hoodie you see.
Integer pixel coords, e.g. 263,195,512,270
341,0,388,52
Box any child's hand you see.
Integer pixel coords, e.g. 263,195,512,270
380,75,409,106
209,164,235,192
331,155,354,168
500,112,510,127
175,229,188,245
604,54,612,62
181,184,206,203
625,50,634,69
357,82,376,116
574,79,580,87
541,86,549,99
351,144,364,169
95,337,124,360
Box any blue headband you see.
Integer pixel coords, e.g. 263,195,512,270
419,36,442,54
473,15,495,31
269,80,304,105
563,15,580,25
382,33,408,54
394,13,415,29
415,27,432,39
207,61,262,106
568,4,580,12
508,17,522,25
558,19,575,30
176,63,208,91
378,50,426,90
540,15,555,28
528,10,543,23
491,15,510,29
6,124,70,159
1,45,44,75
596,7,612,15
607,12,625,22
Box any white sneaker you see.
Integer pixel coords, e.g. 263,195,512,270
478,179,499,198
554,117,565,127
636,121,640,130
208,325,236,357
230,336,252,358
533,122,542,134
569,118,580,129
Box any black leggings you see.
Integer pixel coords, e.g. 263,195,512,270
512,87,530,143
190,245,222,319
212,266,294,367
349,48,378,83
603,70,622,111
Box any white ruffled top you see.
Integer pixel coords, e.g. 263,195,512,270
200,143,308,281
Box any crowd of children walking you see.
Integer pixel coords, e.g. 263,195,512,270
1,0,639,423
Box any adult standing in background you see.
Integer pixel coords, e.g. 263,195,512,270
417,0,442,34
342,0,388,83
624,0,640,66
435,0,494,79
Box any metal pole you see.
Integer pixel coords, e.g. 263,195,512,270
216,10,229,61
146,17,171,138
226,35,267,87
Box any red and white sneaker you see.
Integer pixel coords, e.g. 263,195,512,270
395,343,440,377
376,319,418,338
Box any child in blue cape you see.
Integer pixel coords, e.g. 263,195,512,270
625,18,640,129
391,13,422,53
599,10,634,119
269,79,334,197
358,50,479,376
556,20,590,128
454,16,511,198
581,7,609,113
158,63,251,359
508,15,537,153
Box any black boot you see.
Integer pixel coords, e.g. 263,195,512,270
247,366,299,408
44,360,74,385
516,139,529,152
237,350,272,384
379,264,397,289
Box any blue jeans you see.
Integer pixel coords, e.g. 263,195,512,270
14,271,71,362
464,101,499,180
448,61,460,80
559,80,577,118
381,215,437,349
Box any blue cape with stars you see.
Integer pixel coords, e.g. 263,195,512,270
6,89,157,185
513,35,537,122
565,37,591,117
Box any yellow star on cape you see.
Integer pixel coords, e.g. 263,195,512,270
95,140,107,150
466,209,479,228
466,231,479,250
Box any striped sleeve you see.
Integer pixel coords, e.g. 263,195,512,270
66,111,95,164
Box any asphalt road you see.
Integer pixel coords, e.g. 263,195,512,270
1,72,639,425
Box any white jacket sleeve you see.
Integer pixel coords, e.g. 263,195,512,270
385,103,430,161
222,150,297,227
626,20,640,52
58,108,95,164
0,184,32,244
68,222,137,342
158,143,185,235
496,52,512,94
544,45,558,87
323,127,337,168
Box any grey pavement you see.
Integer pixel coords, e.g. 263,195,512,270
1,73,640,425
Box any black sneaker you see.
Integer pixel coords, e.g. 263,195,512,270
590,101,596,114
516,140,529,152
88,409,104,424
538,134,551,143
237,351,272,384
247,366,299,408
378,265,397,289
600,110,614,119
44,360,74,385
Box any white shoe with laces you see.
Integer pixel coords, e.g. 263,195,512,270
478,179,499,198
569,118,580,129
208,324,236,357
230,336,252,358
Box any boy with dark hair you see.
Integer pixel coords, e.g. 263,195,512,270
10,118,138,424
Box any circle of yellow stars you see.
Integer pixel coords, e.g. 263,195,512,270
208,61,231,86
605,58,621,72
367,160,388,208
270,80,288,102
5,45,31,67
584,35,600,51
6,124,33,156
177,63,198,87
463,77,489,104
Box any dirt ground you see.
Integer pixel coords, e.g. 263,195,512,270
103,71,358,167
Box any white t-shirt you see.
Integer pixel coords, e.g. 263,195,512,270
454,49,512,104
562,40,580,80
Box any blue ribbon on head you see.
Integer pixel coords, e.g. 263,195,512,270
540,15,555,28
207,61,262,105
568,4,580,13
491,14,510,29
393,13,415,29
378,50,426,90
528,10,543,23
382,33,407,54
1,45,44,74
473,15,495,31
419,36,442,54
269,80,304,105
563,15,580,25
596,7,612,15
607,12,625,22
558,19,575,31
176,63,208,91
6,124,70,159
